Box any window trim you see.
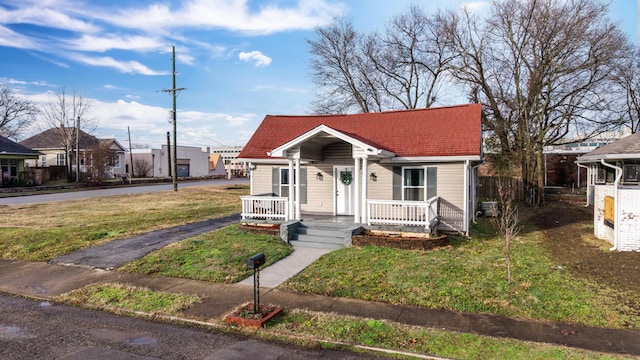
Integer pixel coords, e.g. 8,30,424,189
623,163,640,184
401,166,437,201
278,167,296,197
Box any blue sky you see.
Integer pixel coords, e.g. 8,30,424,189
1,0,637,148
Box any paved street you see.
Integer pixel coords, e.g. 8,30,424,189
0,179,249,205
0,294,382,360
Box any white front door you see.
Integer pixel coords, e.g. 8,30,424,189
335,166,355,215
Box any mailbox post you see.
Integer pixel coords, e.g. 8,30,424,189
246,253,265,314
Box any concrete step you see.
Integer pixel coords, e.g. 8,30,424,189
289,240,345,250
295,234,344,244
296,227,345,238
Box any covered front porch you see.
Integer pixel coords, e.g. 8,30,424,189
241,194,440,233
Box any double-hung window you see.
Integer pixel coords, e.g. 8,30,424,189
279,168,295,197
402,167,437,201
56,153,66,166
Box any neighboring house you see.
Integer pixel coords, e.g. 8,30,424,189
127,145,210,178
20,128,126,179
238,104,483,236
0,135,41,186
542,140,616,189
209,153,227,177
211,146,247,177
577,132,640,251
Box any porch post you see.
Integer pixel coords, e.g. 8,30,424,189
295,157,301,220
288,158,294,221
361,156,368,224
353,156,360,223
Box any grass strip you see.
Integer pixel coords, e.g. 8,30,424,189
56,284,626,360
264,309,627,360
56,283,200,315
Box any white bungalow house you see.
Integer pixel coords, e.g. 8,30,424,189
577,132,640,251
238,104,483,247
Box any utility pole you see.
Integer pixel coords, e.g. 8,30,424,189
162,45,186,192
127,126,134,181
75,116,80,183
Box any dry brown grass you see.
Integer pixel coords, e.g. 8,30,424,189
0,184,248,261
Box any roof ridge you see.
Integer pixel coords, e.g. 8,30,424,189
265,103,480,118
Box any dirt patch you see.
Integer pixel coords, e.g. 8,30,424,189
240,223,280,236
530,195,640,293
352,233,448,250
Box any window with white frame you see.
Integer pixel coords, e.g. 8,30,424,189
279,168,296,197
41,155,47,167
114,155,120,168
402,166,437,201
56,153,66,166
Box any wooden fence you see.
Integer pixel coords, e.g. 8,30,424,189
478,176,525,202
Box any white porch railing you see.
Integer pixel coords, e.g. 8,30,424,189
367,197,440,231
241,196,289,221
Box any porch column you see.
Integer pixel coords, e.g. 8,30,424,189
295,157,301,220
288,158,294,220
361,156,368,224
353,156,360,223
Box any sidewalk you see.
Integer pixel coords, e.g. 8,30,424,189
1,213,640,357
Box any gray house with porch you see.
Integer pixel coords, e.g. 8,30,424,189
238,104,483,248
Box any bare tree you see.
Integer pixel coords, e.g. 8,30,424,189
85,140,115,184
0,84,38,139
491,178,521,283
363,5,455,109
308,17,380,114
308,7,453,114
133,158,152,177
39,88,96,181
616,48,640,134
444,0,630,206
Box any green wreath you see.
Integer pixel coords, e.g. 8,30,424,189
340,171,353,185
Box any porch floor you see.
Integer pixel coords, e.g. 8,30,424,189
299,214,355,223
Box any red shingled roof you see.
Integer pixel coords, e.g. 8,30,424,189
239,104,482,159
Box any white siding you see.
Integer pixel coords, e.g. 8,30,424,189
435,163,465,232
593,185,616,244
251,165,277,196
302,164,334,213
367,163,392,200
618,188,640,251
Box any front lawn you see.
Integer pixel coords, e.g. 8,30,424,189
120,224,292,283
280,207,639,329
0,184,248,261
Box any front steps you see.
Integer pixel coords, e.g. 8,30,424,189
289,222,362,249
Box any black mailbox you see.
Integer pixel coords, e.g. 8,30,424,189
246,253,265,270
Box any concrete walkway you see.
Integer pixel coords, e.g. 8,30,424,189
238,246,332,288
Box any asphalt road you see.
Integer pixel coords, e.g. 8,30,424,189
0,294,382,360
0,179,249,205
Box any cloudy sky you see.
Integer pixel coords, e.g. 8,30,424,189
1,0,637,149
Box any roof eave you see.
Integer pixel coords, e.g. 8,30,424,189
381,155,482,163
577,153,640,163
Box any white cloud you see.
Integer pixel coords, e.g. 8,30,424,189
239,51,272,67
99,0,345,35
0,25,38,49
0,5,99,33
74,55,168,75
63,34,165,52
460,2,490,13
